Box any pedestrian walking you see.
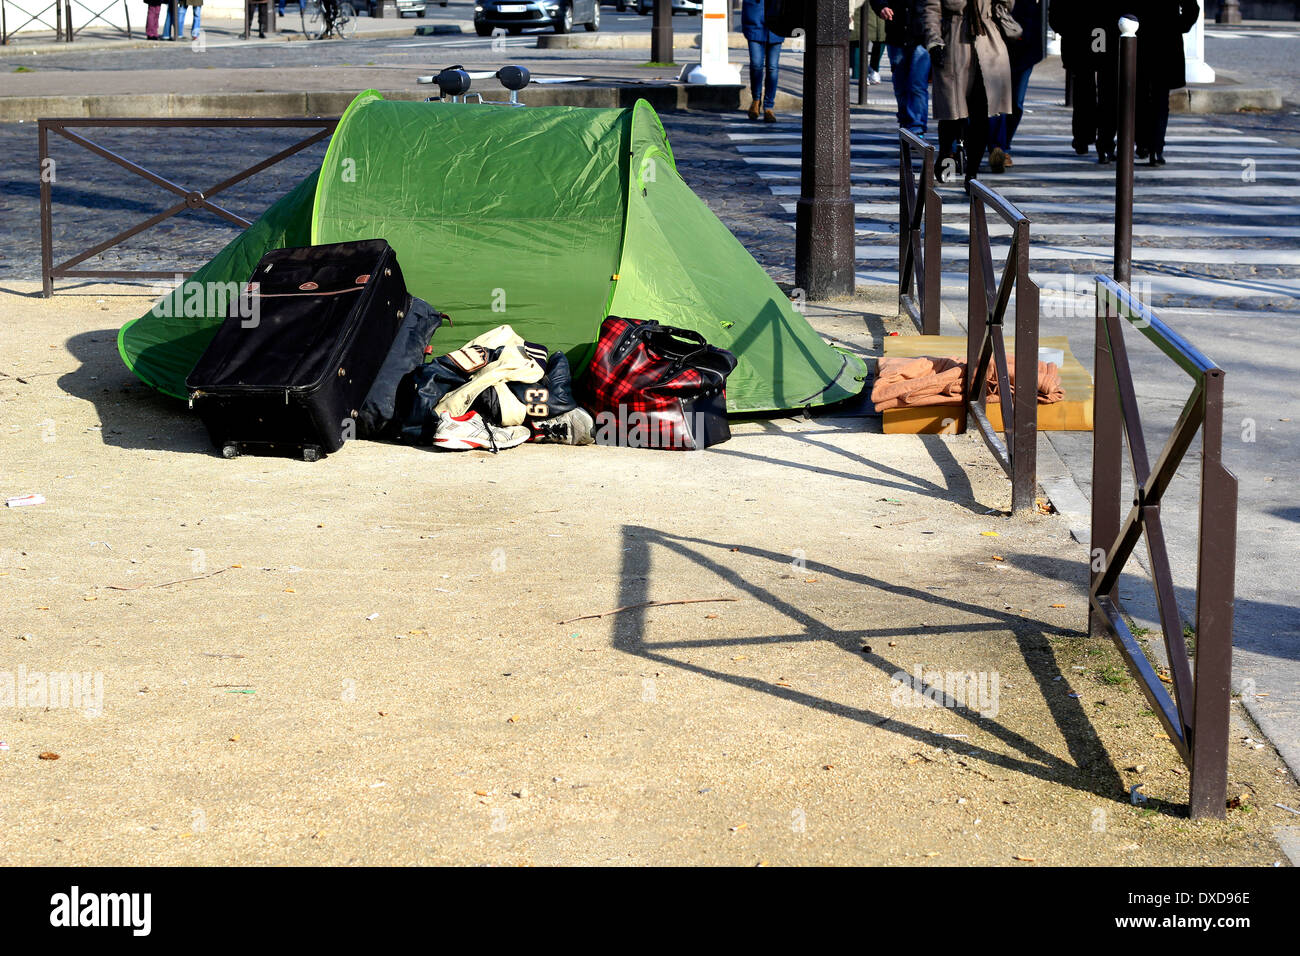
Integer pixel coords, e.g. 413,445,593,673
1049,0,1120,163
143,0,164,39
741,0,784,123
1135,0,1201,166
986,0,1044,173
870,0,930,135
162,0,202,39
855,1,886,84
277,0,303,15
923,0,1014,190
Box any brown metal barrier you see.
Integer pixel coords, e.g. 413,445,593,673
38,117,338,297
1091,275,1237,819
964,179,1039,515
897,129,941,335
1,0,63,41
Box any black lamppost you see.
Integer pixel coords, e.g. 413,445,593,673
652,0,674,64
795,0,855,298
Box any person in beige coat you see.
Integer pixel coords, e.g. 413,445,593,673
922,0,1014,189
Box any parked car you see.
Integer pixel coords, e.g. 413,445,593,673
634,0,701,13
599,0,628,10
474,0,599,33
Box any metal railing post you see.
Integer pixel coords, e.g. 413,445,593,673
1115,18,1138,286
898,129,942,335
39,121,54,298
1010,218,1039,513
1090,291,1121,635
64,0,71,39
1189,366,1236,819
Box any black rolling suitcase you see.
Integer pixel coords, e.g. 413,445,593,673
186,239,410,461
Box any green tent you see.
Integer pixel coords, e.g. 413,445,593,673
118,91,865,414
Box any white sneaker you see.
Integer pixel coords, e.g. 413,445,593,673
867,70,882,85
434,411,529,452
531,408,595,446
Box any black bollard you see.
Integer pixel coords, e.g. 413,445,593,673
1114,17,1137,286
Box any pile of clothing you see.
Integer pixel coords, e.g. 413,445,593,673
361,321,593,453
870,355,1065,411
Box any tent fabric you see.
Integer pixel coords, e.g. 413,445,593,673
117,92,866,413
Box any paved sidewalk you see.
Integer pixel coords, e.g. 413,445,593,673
1,281,1297,864
1,21,1298,863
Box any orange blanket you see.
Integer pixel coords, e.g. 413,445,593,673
871,355,1065,411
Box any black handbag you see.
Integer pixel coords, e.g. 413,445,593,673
992,2,1023,41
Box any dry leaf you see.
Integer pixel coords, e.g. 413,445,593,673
1012,854,1035,862
474,789,489,797
1049,604,1066,609
991,555,1004,561
38,751,59,760
729,823,749,832
980,531,1000,537
705,613,718,619
804,578,818,583
507,715,520,723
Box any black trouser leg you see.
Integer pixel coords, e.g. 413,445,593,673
1072,68,1098,151
1096,58,1118,156
964,62,989,184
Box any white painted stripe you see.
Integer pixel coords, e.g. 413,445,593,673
752,167,1300,182
855,270,1300,299
736,141,1296,156
852,244,1300,266
767,183,1300,202
851,220,1300,240
779,200,1300,217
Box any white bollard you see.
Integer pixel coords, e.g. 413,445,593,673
682,0,742,85
1183,3,1215,84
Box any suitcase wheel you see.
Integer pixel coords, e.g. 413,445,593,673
221,443,241,459
302,445,322,463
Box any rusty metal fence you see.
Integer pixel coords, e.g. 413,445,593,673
1091,275,1237,819
897,129,941,335
963,180,1040,515
38,117,338,297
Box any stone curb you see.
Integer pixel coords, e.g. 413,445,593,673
0,84,801,121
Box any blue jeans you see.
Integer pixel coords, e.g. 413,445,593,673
988,63,1034,152
278,0,303,13
747,40,782,110
162,3,199,36
886,43,930,135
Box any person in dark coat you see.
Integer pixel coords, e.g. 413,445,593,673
1135,0,1200,165
870,0,931,135
987,0,1044,172
742,0,785,122
1049,0,1120,163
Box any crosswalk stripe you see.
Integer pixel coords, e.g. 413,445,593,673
855,270,1300,300
850,221,1300,239
769,184,1300,203
779,200,1300,217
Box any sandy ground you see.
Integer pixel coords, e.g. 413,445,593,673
1,283,1297,865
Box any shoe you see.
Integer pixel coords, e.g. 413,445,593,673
1073,143,1090,156
763,109,776,123
747,100,760,120
988,146,1008,174
1151,152,1166,166
867,69,882,85
1097,151,1112,165
434,411,529,452
531,408,595,446
1135,147,1149,160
